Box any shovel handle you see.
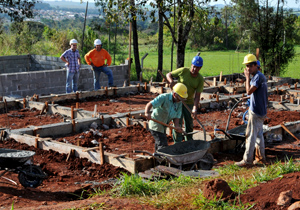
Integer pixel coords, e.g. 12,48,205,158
140,114,176,130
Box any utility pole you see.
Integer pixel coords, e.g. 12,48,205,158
81,1,88,51
128,22,132,86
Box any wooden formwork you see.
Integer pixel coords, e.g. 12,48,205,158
9,132,154,174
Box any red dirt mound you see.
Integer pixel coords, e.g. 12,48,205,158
203,179,236,201
239,171,300,210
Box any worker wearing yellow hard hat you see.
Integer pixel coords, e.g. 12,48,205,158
166,56,205,143
235,54,268,167
145,83,188,151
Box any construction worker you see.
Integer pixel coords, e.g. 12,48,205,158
145,83,188,151
60,39,81,93
256,60,261,70
84,39,113,90
166,56,204,143
235,54,268,167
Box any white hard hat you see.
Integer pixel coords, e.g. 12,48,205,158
94,39,102,46
70,39,78,45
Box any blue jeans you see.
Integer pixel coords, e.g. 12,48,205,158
92,66,113,90
66,70,80,93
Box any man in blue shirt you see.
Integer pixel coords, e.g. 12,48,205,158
145,83,188,151
235,54,268,167
60,39,81,93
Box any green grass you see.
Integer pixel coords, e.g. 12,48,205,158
82,158,300,209
133,45,300,81
192,194,255,210
138,48,247,78
281,45,300,78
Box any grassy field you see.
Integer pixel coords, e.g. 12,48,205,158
133,44,300,81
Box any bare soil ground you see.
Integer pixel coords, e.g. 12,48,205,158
57,92,159,115
0,93,299,209
0,138,129,210
0,108,63,130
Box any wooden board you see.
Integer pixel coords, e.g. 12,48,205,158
9,133,154,174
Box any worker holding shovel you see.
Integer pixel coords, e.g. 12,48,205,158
144,83,188,151
166,56,205,143
235,54,268,167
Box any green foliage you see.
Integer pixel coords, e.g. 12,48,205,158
193,194,255,209
226,157,300,195
215,164,242,176
112,173,197,197
228,176,256,192
88,187,107,198
10,200,14,210
232,0,298,76
113,173,167,196
253,157,300,183
0,0,36,22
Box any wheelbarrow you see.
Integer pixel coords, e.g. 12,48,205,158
214,98,249,152
0,148,47,188
135,140,215,171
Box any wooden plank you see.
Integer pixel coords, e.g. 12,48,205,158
154,165,182,177
9,133,153,173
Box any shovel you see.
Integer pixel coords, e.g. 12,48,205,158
140,114,191,136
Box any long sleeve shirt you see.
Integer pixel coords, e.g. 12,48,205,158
84,48,112,67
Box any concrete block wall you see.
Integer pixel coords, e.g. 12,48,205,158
0,65,129,97
0,55,65,74
31,55,65,71
0,55,32,73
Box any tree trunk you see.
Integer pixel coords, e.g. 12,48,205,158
156,8,163,82
131,0,141,80
113,23,117,65
176,41,186,68
175,0,194,68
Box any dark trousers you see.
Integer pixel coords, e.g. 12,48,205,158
150,130,168,152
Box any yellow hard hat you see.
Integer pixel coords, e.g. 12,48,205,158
242,54,257,64
173,83,188,99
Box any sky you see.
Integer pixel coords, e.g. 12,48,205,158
44,0,300,9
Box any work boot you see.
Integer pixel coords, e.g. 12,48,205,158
234,160,252,167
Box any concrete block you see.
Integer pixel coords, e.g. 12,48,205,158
40,55,46,61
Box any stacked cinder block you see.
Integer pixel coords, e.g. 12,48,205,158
0,55,129,97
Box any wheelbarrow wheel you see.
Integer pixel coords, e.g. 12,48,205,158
198,153,214,170
18,165,44,188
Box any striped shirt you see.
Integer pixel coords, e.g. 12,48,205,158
61,49,81,73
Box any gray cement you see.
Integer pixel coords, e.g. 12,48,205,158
0,148,35,158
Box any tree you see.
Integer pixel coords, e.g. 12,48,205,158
150,0,214,68
0,0,36,22
94,0,146,80
156,0,163,81
232,0,299,76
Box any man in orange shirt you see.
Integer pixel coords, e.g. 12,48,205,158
84,39,113,89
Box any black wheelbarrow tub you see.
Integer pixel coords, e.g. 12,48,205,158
227,124,247,140
156,140,210,165
0,148,35,168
